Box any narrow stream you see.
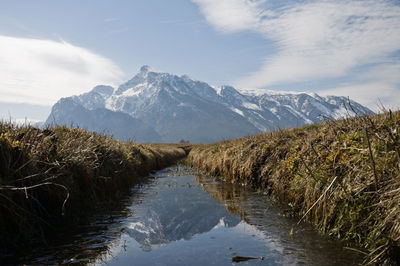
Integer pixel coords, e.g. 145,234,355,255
11,165,364,265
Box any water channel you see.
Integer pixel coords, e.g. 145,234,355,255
11,164,363,265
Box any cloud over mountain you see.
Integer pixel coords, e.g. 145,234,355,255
192,0,400,109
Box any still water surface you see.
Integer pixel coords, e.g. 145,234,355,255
16,165,363,265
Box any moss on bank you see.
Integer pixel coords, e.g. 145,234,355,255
0,123,187,253
188,111,400,265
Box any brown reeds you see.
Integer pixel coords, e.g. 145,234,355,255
188,110,400,265
0,123,187,253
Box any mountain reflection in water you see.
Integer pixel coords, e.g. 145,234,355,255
10,165,363,265
124,168,240,251
102,166,362,266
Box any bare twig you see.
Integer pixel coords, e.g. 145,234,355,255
346,97,360,117
365,128,379,190
297,176,338,225
365,244,388,265
310,142,319,158
343,246,369,255
300,156,315,179
0,182,70,215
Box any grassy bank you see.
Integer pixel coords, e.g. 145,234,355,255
189,111,400,265
0,123,187,253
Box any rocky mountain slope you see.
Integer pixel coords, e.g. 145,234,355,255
46,66,373,142
47,97,161,142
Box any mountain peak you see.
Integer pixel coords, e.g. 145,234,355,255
91,85,114,96
139,65,161,75
140,65,151,73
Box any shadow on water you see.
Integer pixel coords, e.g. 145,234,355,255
2,189,134,265
6,165,364,265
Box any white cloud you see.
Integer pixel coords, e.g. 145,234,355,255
193,0,400,109
192,0,267,33
321,82,398,112
321,62,400,111
0,35,124,105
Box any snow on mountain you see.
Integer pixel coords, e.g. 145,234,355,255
45,97,161,142
46,66,374,143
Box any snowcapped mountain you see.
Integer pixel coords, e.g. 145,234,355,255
46,97,161,142
46,65,373,142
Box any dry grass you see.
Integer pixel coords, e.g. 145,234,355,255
189,110,400,265
0,123,187,253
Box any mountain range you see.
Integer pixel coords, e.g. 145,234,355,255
46,65,374,142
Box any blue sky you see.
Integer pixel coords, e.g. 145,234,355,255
0,0,400,121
